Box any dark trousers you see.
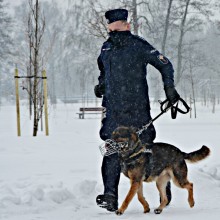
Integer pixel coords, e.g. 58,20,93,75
101,153,121,199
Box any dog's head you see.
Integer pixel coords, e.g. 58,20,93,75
111,126,140,157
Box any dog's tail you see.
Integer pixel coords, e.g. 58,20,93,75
183,145,210,163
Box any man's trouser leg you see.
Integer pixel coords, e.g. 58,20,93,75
96,153,120,211
101,153,121,198
97,116,120,211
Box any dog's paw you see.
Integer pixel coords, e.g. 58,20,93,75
189,200,195,208
115,209,124,215
154,208,162,214
144,208,150,213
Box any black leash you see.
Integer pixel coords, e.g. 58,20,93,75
159,97,191,119
100,98,191,156
136,98,191,136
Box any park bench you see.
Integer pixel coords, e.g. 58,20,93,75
77,107,104,119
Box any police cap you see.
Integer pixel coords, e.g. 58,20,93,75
105,9,128,24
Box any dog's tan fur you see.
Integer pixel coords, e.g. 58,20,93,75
112,126,210,215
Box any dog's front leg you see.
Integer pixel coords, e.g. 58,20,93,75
116,181,140,215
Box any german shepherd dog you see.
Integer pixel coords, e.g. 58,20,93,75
111,126,210,215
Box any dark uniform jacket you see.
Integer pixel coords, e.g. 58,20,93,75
97,31,175,142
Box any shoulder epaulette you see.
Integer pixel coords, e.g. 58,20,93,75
133,35,157,53
133,35,150,45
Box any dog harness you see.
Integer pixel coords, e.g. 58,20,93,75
120,141,153,166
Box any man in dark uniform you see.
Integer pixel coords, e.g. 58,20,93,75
94,9,180,212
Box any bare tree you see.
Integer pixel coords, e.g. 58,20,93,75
0,0,13,107
0,0,13,62
131,0,138,34
189,48,196,118
176,0,213,85
120,0,152,35
161,0,174,55
176,0,191,85
85,0,108,39
121,0,139,34
27,0,46,136
27,13,33,119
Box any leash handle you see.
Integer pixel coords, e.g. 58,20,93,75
159,99,172,113
171,97,191,119
159,98,191,119
176,97,191,114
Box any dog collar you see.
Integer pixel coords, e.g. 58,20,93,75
129,148,147,159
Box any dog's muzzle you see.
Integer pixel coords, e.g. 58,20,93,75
99,139,128,156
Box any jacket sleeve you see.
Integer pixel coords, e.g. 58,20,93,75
97,54,106,89
143,42,175,87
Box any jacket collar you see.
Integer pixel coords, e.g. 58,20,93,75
108,31,132,47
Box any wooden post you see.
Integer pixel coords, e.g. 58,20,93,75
15,68,21,136
42,70,49,136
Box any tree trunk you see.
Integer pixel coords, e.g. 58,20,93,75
203,89,206,106
189,52,196,118
28,18,33,120
190,94,192,118
161,0,173,55
132,0,138,35
176,0,191,85
212,94,215,114
33,0,39,136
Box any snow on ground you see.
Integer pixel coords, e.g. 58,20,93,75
0,101,220,220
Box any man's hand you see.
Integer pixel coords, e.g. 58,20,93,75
94,84,105,98
164,86,180,105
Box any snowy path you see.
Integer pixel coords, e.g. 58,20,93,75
0,103,220,220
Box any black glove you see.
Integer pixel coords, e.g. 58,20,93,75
94,84,105,98
164,86,180,105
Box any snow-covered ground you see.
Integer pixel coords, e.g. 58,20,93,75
0,101,220,220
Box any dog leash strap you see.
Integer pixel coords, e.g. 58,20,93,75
136,98,191,135
171,98,191,119
136,121,152,136
176,98,191,114
136,100,171,135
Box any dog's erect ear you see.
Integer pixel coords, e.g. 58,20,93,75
129,126,138,142
131,133,138,142
130,126,138,133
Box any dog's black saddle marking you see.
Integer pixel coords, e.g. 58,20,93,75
120,144,153,179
